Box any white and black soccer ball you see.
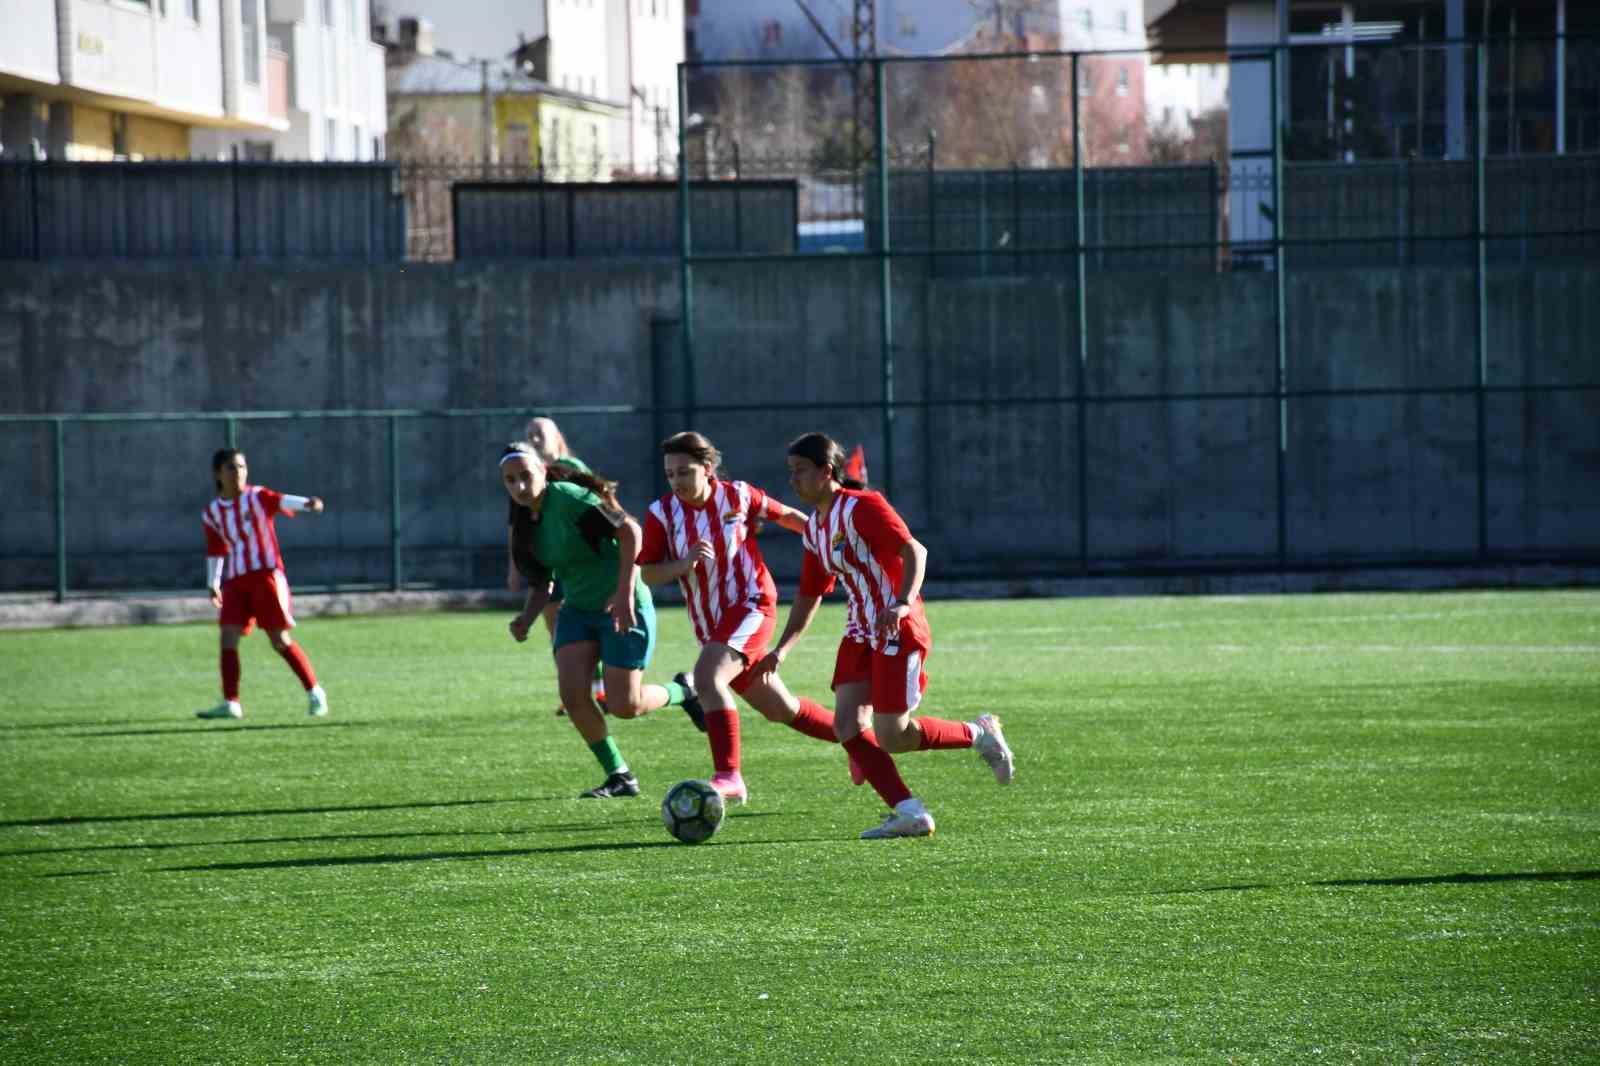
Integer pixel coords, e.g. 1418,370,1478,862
661,779,725,844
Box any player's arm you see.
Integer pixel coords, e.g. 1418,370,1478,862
278,493,325,514
606,515,644,633
877,537,927,642
752,549,831,681
509,579,552,643
636,512,712,585
753,487,808,535
203,523,227,608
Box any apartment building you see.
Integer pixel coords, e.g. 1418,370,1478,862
379,0,681,176
0,0,384,161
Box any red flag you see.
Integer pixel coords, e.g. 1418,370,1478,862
844,444,868,484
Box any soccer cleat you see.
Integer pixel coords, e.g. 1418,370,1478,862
860,799,935,840
847,753,867,787
710,771,748,806
307,685,328,717
579,771,640,799
674,671,707,733
196,700,243,720
972,713,1014,785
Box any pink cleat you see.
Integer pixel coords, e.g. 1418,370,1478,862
709,771,748,806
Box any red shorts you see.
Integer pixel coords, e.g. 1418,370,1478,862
218,569,295,634
704,606,776,695
831,637,929,714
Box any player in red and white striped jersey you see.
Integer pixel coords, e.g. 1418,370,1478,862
754,432,1015,840
638,431,894,805
195,448,328,721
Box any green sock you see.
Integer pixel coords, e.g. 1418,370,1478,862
588,737,627,776
592,663,604,683
661,680,687,707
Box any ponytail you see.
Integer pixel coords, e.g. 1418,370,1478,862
787,432,865,490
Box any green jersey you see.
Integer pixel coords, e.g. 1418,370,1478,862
510,480,649,613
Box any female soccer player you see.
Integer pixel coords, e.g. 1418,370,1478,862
499,442,702,798
753,432,1016,839
637,431,893,805
503,417,624,718
196,449,328,721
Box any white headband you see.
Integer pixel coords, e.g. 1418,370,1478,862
499,449,540,467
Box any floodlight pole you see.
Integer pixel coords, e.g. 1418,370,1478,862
874,58,895,503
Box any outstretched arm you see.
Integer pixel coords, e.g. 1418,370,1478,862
750,592,823,684
280,494,325,514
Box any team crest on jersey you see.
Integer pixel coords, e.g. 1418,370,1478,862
830,530,846,555
723,511,742,524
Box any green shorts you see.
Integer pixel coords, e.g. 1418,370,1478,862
551,598,656,671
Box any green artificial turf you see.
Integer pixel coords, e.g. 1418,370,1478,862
2,591,1597,1064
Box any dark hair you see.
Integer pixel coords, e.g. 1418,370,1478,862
499,441,622,510
212,448,244,492
787,432,866,490
660,431,723,476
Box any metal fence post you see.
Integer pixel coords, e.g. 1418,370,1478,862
389,414,402,591
1475,40,1490,560
1272,45,1290,571
732,141,743,253
874,58,895,503
1072,51,1090,573
677,60,697,429
54,417,66,603
926,129,937,278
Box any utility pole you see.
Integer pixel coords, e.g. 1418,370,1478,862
480,58,494,176
852,0,877,168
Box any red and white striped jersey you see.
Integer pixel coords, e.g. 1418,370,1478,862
639,479,786,646
798,488,931,653
202,486,292,584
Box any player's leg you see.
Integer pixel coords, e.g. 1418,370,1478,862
869,645,1013,785
257,571,326,716
597,596,699,727
736,669,871,786
694,643,751,803
197,621,247,719
835,679,928,839
554,634,637,799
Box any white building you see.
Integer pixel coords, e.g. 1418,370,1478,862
0,0,383,161
380,0,680,176
194,0,388,160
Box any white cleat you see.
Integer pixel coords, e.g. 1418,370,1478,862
197,700,243,720
973,713,1014,785
307,685,329,717
860,799,936,839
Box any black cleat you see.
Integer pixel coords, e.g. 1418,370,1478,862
579,771,640,799
674,671,707,733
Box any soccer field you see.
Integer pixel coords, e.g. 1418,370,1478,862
3,591,1597,1065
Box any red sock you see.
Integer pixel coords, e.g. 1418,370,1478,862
706,708,740,774
220,649,241,701
843,734,912,808
787,698,838,743
276,643,317,690
915,716,975,751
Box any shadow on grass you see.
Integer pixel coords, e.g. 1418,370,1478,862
0,824,619,858
2,721,377,740
154,832,836,872
1181,869,1600,893
0,797,537,829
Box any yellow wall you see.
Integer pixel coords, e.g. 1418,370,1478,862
68,104,115,160
64,104,188,160
494,96,542,167
126,114,186,159
541,99,612,181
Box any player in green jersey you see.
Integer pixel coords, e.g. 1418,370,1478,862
499,441,704,798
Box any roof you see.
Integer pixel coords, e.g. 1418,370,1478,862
387,52,624,110
1145,0,1231,64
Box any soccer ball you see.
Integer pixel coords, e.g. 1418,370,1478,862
661,779,725,844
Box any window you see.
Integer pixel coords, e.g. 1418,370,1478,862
187,0,199,20
1115,68,1129,96
321,0,333,27
346,0,356,36
325,117,336,158
352,124,362,157
1116,7,1129,32
1080,8,1092,31
241,0,260,84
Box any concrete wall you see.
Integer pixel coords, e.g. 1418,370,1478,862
0,257,1595,591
